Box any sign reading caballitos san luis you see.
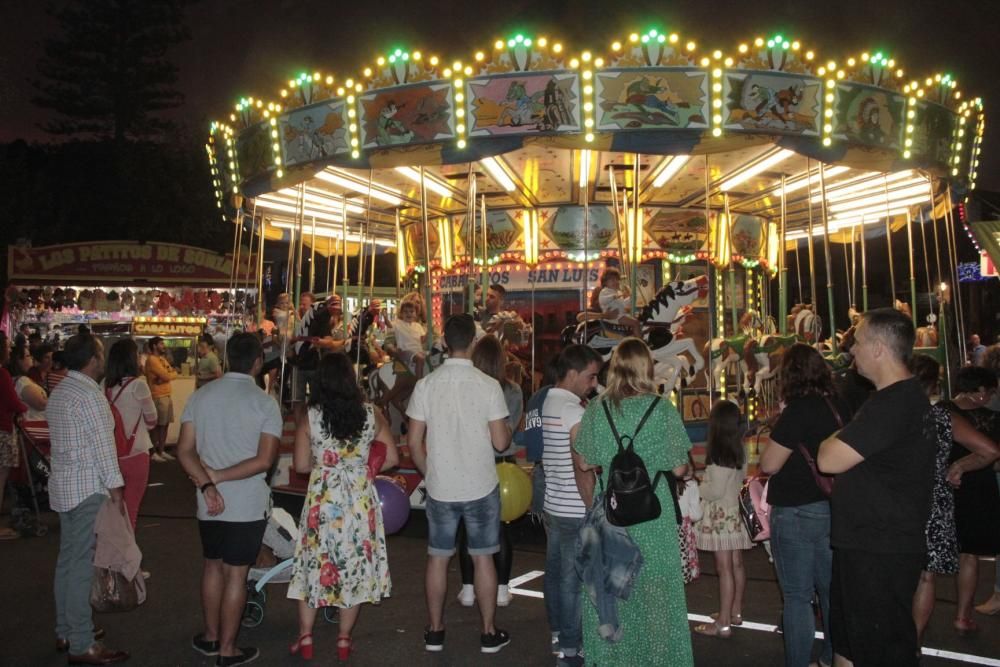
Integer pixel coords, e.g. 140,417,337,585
8,241,256,286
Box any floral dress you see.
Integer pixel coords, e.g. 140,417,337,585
287,404,391,608
924,404,958,574
696,464,753,551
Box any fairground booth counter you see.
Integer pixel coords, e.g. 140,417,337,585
5,240,258,443
207,27,986,436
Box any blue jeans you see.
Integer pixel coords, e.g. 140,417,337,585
770,502,833,667
425,486,500,557
544,513,583,657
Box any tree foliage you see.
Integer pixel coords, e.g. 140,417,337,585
32,0,189,143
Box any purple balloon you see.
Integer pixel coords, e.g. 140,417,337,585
374,478,410,534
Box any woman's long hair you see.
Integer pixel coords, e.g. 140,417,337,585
778,343,835,402
7,345,31,378
105,338,141,389
603,337,656,410
472,335,509,390
311,353,367,440
706,400,745,469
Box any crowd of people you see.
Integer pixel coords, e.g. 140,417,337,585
1,296,999,666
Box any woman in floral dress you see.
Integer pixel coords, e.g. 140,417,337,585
287,353,398,660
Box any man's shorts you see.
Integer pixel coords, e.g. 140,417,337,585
425,486,500,557
198,519,267,566
153,396,173,426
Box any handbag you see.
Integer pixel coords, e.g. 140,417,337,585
795,396,844,498
678,518,700,584
90,566,146,613
367,440,388,480
738,476,771,541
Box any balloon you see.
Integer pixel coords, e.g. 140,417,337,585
374,477,410,534
496,462,532,523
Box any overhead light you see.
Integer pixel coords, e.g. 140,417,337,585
579,150,591,188
274,188,366,214
270,220,396,247
314,169,403,206
255,199,343,222
481,156,517,191
828,194,930,218
395,167,454,199
652,155,691,188
811,170,921,203
777,165,851,194
719,149,796,192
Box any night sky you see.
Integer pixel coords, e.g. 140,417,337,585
1,0,998,191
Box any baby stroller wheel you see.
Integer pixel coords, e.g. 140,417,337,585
323,607,339,624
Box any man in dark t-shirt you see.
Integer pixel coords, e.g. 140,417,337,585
819,308,935,667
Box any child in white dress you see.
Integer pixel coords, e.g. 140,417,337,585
390,301,426,378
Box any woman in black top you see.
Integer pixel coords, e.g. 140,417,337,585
939,366,1000,634
761,344,848,667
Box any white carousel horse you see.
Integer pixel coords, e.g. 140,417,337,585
706,329,797,396
787,303,823,344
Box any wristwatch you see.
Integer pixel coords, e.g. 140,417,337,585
200,481,216,493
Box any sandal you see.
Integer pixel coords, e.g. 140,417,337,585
974,593,1000,616
954,617,979,635
289,633,313,660
693,621,732,639
710,611,742,626
337,636,352,661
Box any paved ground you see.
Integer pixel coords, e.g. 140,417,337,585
3,461,999,666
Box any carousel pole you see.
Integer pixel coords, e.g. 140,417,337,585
859,215,869,311
630,153,640,315
918,210,933,308
340,198,350,337
309,216,317,293
231,208,244,314
480,194,488,312
420,168,434,356
779,176,788,334
704,155,716,402
882,176,897,307
849,224,857,310
294,182,306,308
243,209,258,320
466,169,477,315
944,186,967,363
842,237,852,312
805,159,818,309
928,179,951,395
583,195,590,313
257,216,266,324
819,163,837,352
368,238,376,302
724,193,738,335
394,210,402,300
608,165,629,284
905,211,918,328
326,238,333,296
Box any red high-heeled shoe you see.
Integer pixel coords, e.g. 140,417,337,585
337,636,352,661
290,633,313,660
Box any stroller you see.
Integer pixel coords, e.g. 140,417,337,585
9,417,51,537
241,507,338,627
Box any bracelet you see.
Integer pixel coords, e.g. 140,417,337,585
200,481,216,493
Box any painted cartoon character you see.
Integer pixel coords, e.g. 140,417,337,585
857,97,886,145
498,80,535,127
625,77,680,123
541,78,571,130
376,101,415,145
749,83,803,127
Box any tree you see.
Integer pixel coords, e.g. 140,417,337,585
32,0,189,144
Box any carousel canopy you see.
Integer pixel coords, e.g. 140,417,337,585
206,29,986,270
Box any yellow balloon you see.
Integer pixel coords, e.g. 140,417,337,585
496,462,532,523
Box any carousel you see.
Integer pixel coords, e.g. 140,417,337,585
206,27,986,427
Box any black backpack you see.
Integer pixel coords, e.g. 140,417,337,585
601,396,676,527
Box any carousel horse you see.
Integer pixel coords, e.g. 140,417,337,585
894,299,939,349
706,311,794,396
562,274,710,389
787,303,823,344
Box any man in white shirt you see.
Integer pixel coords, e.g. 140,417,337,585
407,313,512,655
178,333,283,667
542,343,602,666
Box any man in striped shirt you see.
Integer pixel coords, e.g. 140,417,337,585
48,333,129,664
541,344,602,667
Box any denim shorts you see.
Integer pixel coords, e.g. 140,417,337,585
425,486,500,557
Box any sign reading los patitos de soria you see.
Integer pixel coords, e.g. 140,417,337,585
7,241,256,286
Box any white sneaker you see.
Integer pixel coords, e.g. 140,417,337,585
496,584,511,607
161,451,176,461
151,453,167,463
456,584,475,607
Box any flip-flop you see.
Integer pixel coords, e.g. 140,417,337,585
693,622,732,639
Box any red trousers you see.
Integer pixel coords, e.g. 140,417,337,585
118,452,150,530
